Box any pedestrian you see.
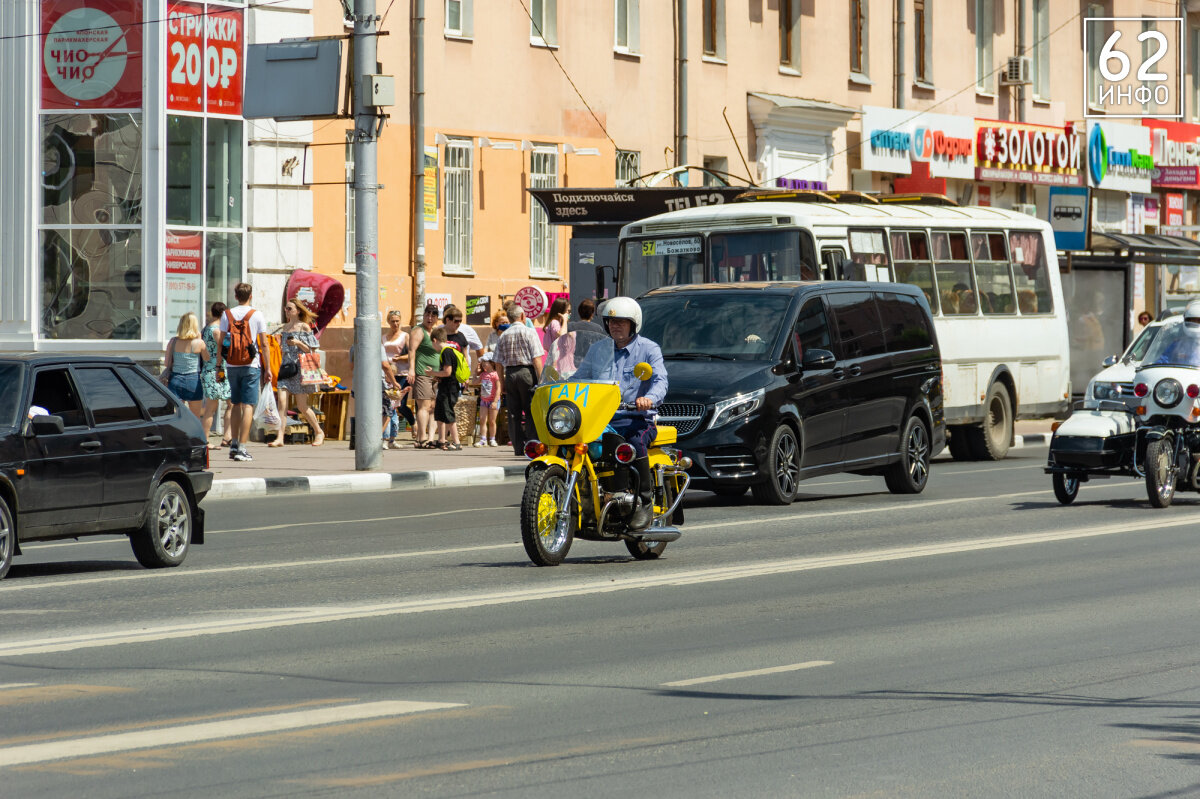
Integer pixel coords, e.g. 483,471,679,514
425,325,462,450
200,301,233,449
406,303,441,448
382,310,415,446
163,312,209,419
542,297,569,352
442,304,483,376
485,307,509,353
494,302,544,455
216,282,271,462
269,300,326,448
572,298,606,336
475,351,501,447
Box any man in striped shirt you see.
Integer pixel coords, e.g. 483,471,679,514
494,303,545,455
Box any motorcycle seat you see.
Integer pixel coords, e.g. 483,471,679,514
653,425,677,446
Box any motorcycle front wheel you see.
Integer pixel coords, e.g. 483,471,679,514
1144,438,1177,509
521,464,577,566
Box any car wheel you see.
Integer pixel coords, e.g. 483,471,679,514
0,494,13,580
1052,472,1080,505
947,426,974,461
751,425,801,506
884,415,931,495
968,383,1012,461
130,481,193,569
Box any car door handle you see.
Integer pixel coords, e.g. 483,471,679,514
143,435,163,445
847,365,862,377
79,440,102,451
831,368,846,380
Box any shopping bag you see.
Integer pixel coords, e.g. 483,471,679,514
300,352,326,386
254,387,281,430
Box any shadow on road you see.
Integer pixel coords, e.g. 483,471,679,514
6,560,144,579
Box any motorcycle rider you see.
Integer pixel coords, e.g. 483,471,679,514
1154,300,1200,366
602,297,668,531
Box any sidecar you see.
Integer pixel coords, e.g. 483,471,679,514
1044,400,1138,504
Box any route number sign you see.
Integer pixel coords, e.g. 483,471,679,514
1084,17,1183,119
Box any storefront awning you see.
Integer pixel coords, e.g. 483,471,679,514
1085,232,1200,267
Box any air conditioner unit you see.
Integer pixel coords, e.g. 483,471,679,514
1000,56,1032,86
1012,203,1038,217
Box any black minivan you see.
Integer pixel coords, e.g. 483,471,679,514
637,282,945,504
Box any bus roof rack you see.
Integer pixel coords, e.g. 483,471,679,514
876,193,959,206
732,189,837,203
823,191,880,204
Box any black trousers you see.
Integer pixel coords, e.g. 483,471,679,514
504,365,537,454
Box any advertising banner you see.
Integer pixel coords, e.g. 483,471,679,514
975,119,1083,186
166,2,203,112
527,187,748,225
1166,191,1186,226
205,5,244,115
860,106,976,179
42,0,143,110
1086,121,1154,193
424,292,452,315
1144,120,1200,189
423,146,438,230
167,1,243,114
465,295,490,325
165,231,204,325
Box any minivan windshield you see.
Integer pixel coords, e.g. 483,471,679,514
639,293,793,361
0,362,26,428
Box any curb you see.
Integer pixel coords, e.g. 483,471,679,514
207,464,527,501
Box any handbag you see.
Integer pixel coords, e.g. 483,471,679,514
300,352,326,386
277,362,299,380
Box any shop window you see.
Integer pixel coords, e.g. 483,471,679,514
970,232,1016,314
41,230,142,341
42,114,142,227
167,116,204,226
207,232,242,312
443,137,473,273
890,230,938,313
207,119,242,227
931,231,977,316
1008,231,1053,314
529,147,559,277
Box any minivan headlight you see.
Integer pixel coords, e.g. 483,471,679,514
1091,381,1120,400
547,402,581,437
708,388,765,430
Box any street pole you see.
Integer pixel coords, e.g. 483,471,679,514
412,0,426,315
352,0,381,470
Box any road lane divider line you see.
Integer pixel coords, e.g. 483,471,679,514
0,683,37,690
662,661,833,687
0,700,464,768
3,512,1199,658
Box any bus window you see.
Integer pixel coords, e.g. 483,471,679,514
890,230,937,313
848,229,891,281
620,238,705,296
1008,231,1053,314
931,231,977,315
970,232,1016,315
709,230,816,282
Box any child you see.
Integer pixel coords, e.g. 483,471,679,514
425,325,462,451
475,351,501,447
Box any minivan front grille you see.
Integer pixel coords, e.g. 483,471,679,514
658,402,706,437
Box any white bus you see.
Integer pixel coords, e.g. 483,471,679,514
616,193,1070,460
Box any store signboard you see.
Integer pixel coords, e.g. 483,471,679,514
860,106,975,179
465,295,490,325
1144,119,1200,189
42,0,143,110
167,1,244,114
1086,121,1154,193
165,231,204,324
975,119,1083,186
1166,191,1186,226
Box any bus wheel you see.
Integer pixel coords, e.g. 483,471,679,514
947,426,974,461
968,383,1012,461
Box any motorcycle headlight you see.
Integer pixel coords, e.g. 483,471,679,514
709,388,765,430
546,401,581,437
1154,378,1183,408
1091,381,1119,400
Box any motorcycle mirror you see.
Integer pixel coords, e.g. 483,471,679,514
633,362,653,381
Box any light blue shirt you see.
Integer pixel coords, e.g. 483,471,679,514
613,334,668,413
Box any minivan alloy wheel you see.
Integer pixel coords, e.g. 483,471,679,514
905,422,930,485
0,495,13,579
752,425,801,505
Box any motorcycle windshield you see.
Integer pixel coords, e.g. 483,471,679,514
541,330,616,384
1139,323,1200,369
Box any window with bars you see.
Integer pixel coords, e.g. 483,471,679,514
1032,0,1049,99
850,0,868,76
616,150,641,186
443,138,473,273
529,148,558,277
913,0,931,84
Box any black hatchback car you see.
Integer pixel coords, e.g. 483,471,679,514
0,355,211,578
638,282,945,504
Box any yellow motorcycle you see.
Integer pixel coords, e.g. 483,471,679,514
520,330,690,566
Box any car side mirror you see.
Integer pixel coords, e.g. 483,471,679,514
1101,354,1119,368
29,414,65,436
633,361,653,380
802,349,836,370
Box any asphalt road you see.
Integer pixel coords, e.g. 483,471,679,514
4,446,1200,798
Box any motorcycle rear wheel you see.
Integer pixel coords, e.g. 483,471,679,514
521,464,576,566
1144,438,1177,509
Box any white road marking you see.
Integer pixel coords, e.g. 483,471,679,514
2,512,1197,658
662,661,833,687
0,699,463,767
0,683,38,691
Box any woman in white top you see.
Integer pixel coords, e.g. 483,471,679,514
382,310,414,447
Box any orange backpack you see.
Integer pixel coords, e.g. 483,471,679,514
223,308,258,366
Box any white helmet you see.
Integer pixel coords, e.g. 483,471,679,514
602,296,643,335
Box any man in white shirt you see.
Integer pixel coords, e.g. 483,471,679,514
215,282,271,462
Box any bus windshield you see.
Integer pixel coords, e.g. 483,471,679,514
620,238,705,297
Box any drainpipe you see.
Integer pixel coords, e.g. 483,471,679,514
896,0,906,109
412,0,426,314
676,0,688,168
1016,0,1026,204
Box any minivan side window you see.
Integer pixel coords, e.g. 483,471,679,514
73,367,144,425
118,367,177,419
828,292,886,359
877,293,934,352
30,368,87,428
794,298,834,360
